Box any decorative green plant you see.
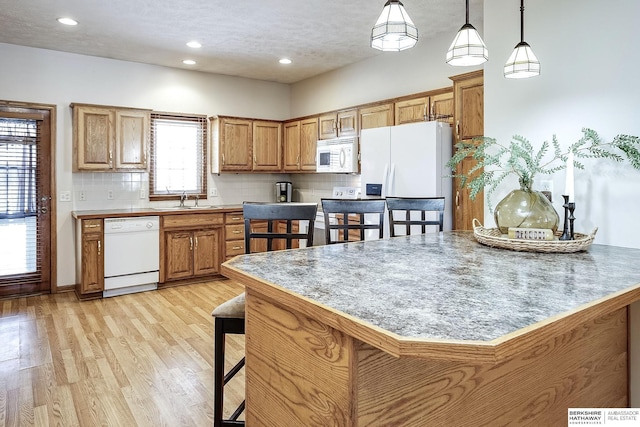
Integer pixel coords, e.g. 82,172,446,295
446,128,640,211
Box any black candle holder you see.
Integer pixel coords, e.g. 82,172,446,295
559,195,576,240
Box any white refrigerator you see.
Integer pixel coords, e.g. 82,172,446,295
360,121,453,236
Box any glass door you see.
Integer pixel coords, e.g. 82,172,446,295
0,106,52,297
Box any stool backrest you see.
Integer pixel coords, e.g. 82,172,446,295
243,202,318,253
386,197,445,236
321,199,386,244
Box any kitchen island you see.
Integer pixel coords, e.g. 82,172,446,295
221,232,640,426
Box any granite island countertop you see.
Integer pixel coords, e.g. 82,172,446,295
223,232,640,358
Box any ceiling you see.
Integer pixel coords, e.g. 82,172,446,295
0,0,483,84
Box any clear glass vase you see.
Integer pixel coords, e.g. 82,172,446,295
494,188,559,234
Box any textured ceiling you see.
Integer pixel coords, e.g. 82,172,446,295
0,0,483,84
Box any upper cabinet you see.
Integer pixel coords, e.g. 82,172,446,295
359,103,394,130
318,108,358,139
252,120,282,171
394,91,453,126
212,116,281,173
284,117,318,172
72,103,150,172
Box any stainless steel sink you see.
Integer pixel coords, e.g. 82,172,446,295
150,206,186,211
187,205,222,209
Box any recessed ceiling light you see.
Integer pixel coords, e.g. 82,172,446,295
279,58,292,65
57,17,78,26
182,59,196,65
187,41,202,49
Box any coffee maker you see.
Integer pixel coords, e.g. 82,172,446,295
275,181,292,202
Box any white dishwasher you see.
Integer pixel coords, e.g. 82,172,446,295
103,216,160,298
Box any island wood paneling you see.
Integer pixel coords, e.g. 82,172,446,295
243,288,628,426
245,290,355,426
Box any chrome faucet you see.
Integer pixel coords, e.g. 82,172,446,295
194,195,199,207
179,191,188,207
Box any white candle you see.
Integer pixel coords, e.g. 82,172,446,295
565,152,575,202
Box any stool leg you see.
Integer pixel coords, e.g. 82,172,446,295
214,317,225,427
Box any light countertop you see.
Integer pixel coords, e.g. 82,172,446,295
223,232,640,343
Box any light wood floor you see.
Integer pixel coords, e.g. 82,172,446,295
0,280,246,427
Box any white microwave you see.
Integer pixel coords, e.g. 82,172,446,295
316,137,359,173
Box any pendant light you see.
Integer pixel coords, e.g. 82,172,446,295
371,0,418,52
446,0,488,66
504,0,540,78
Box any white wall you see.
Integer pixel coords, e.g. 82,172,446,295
290,30,482,117
484,0,640,248
0,42,291,288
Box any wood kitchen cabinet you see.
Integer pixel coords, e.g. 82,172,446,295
450,70,484,231
72,103,150,172
359,103,394,130
283,117,318,171
394,91,453,126
319,108,358,139
252,120,282,171
224,212,246,260
161,213,223,283
75,219,104,299
213,116,282,172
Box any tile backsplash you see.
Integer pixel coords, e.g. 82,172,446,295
71,172,361,210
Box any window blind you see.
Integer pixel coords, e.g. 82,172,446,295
149,113,207,198
0,118,40,276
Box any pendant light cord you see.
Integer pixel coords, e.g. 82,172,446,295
520,0,525,43
465,0,470,25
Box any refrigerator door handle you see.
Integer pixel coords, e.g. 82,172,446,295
389,164,396,197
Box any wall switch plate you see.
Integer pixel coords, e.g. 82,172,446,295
107,190,114,200
79,191,86,201
59,191,71,202
540,180,553,202
210,188,218,197
139,188,147,199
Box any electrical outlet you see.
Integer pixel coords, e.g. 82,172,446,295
59,191,71,202
107,190,114,200
79,191,86,201
540,180,553,202
210,188,218,197
139,188,147,199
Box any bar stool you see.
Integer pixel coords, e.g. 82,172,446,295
211,202,318,427
386,196,445,236
320,198,386,244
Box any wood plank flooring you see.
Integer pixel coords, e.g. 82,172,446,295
0,280,246,427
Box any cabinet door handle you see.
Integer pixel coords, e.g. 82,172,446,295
98,240,101,256
195,236,198,249
222,154,225,165
455,191,460,207
456,120,460,139
190,237,193,251
85,224,100,228
423,104,427,121
109,149,113,166
297,154,300,165
231,216,241,221
232,245,242,250
254,155,257,164
232,230,241,234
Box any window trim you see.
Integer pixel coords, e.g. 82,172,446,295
149,112,207,201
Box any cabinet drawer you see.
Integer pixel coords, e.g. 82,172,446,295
225,240,246,257
163,213,224,229
225,212,244,224
82,219,103,233
226,224,245,240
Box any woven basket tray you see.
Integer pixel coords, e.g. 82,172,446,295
472,219,598,253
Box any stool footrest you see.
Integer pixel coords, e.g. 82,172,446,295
224,357,245,385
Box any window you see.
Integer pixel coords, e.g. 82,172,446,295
150,113,207,199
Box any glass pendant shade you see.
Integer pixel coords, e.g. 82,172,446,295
371,0,418,52
504,41,540,78
446,23,488,66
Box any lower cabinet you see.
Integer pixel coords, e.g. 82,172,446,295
75,218,104,299
161,214,224,283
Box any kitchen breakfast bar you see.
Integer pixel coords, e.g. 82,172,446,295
221,232,640,426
